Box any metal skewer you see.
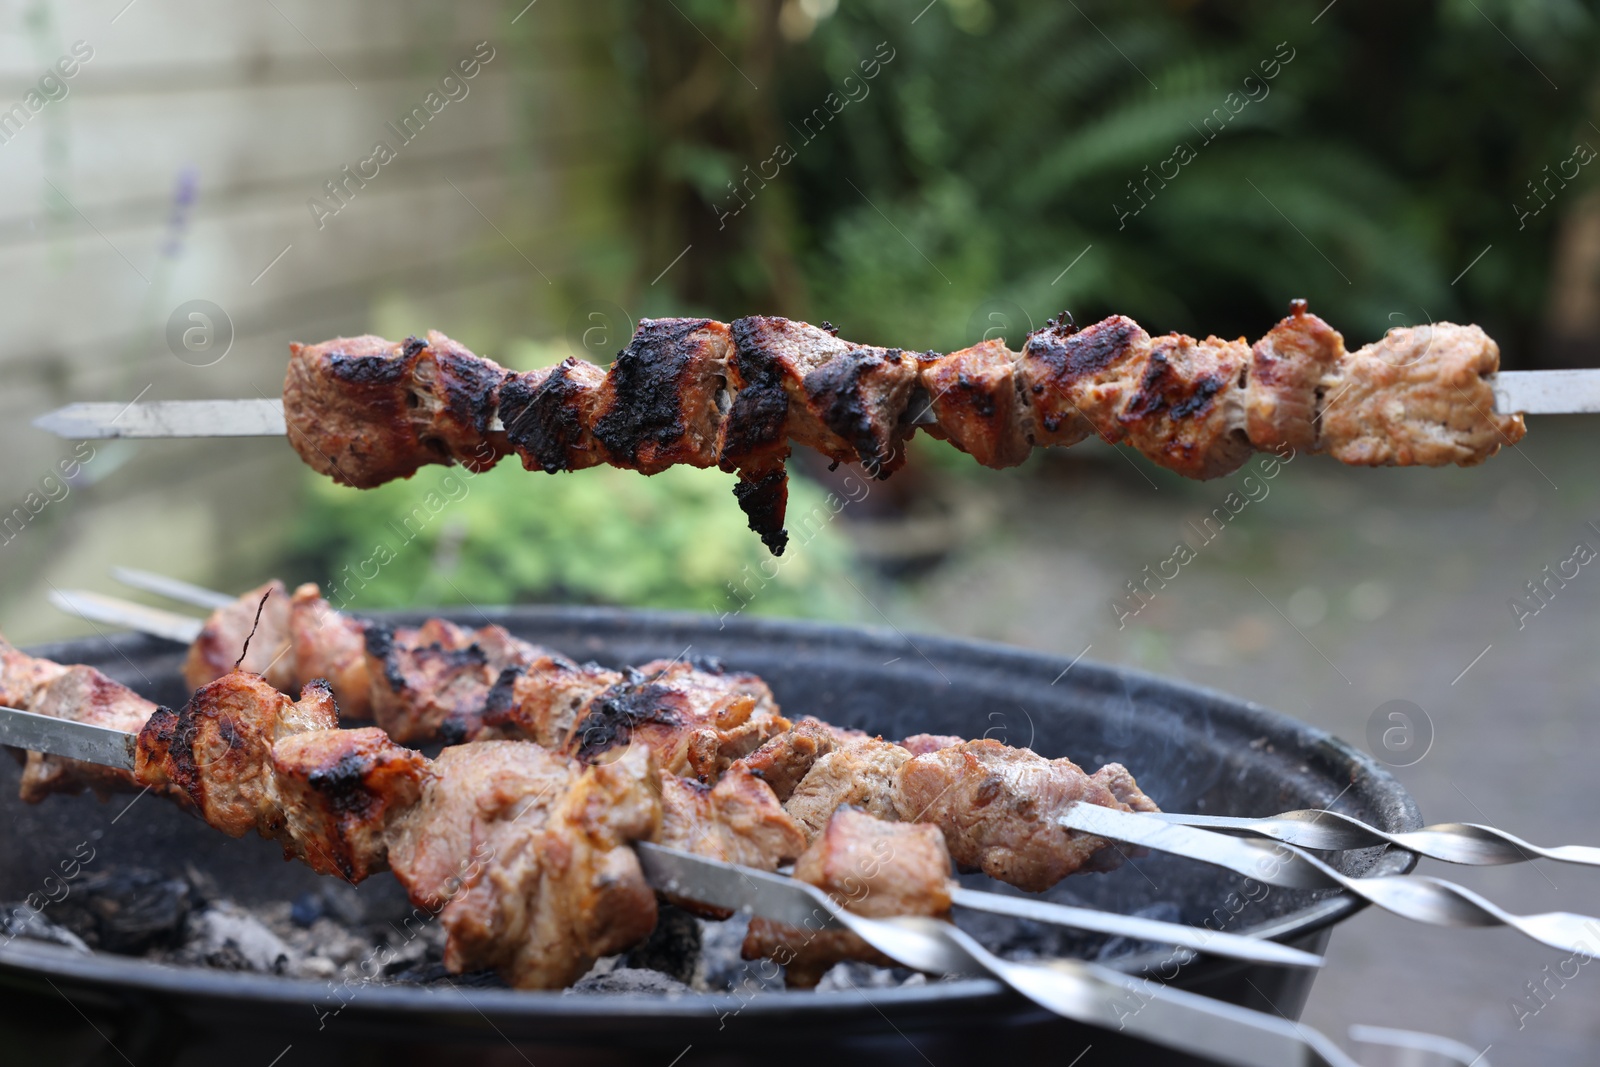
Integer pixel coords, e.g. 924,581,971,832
63,578,1600,876
50,579,1600,956
1060,804,1600,958
0,704,1369,1066
0,702,1312,970
25,367,1600,444
1155,809,1600,869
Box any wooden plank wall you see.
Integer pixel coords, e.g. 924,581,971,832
0,0,618,639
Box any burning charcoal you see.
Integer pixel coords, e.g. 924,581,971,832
53,868,194,955
697,914,784,994
0,904,91,953
290,884,366,929
624,904,701,986
567,967,692,995
182,902,296,973
813,961,918,991
290,892,323,928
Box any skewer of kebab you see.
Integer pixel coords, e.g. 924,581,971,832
26,585,1600,969
8,699,1478,1067
36,301,1575,554
0,638,1320,984
60,576,1600,874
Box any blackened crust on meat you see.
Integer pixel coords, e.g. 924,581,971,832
732,469,789,555
1026,315,1142,381
329,351,409,385
363,625,404,693
307,751,381,822
592,318,725,472
136,705,200,809
1122,351,1223,423
501,360,599,474
719,330,791,471
428,336,508,443
484,666,523,721
802,350,911,475
569,669,685,763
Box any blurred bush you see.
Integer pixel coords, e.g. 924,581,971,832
605,0,1600,362
288,442,861,619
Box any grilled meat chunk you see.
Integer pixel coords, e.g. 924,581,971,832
742,808,952,988
1246,300,1346,453
918,339,1033,468
565,658,790,780
726,316,918,473
385,741,661,989
283,332,506,488
892,739,1157,892
735,717,852,802
364,619,544,744
657,764,806,870
289,583,372,720
784,735,911,841
18,664,155,802
136,673,338,839
269,726,430,881
1317,323,1526,467
720,317,919,553
0,633,69,710
1022,315,1251,479
592,318,732,473
476,653,622,749
184,580,295,694
500,357,610,474
1119,333,1252,479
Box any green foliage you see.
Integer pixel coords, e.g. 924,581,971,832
289,458,861,621
765,0,1600,359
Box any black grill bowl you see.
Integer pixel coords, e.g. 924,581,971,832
0,607,1419,1066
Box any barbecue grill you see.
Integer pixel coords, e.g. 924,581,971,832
0,606,1419,1066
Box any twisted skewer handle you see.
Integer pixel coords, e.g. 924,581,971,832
1159,809,1600,868
1062,805,1600,958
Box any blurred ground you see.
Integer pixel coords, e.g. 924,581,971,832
879,419,1600,1066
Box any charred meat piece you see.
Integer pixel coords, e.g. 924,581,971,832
270,726,430,882
917,339,1033,468
1017,313,1123,447
592,318,732,473
476,654,622,749
892,739,1158,892
1317,323,1526,467
1119,332,1252,480
726,316,918,474
565,658,790,781
734,717,854,802
136,673,338,840
1022,314,1252,479
741,808,952,988
784,735,911,841
184,580,295,694
18,663,157,802
289,583,372,720
500,357,610,474
283,332,507,489
385,741,661,989
364,619,544,744
1246,300,1346,453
